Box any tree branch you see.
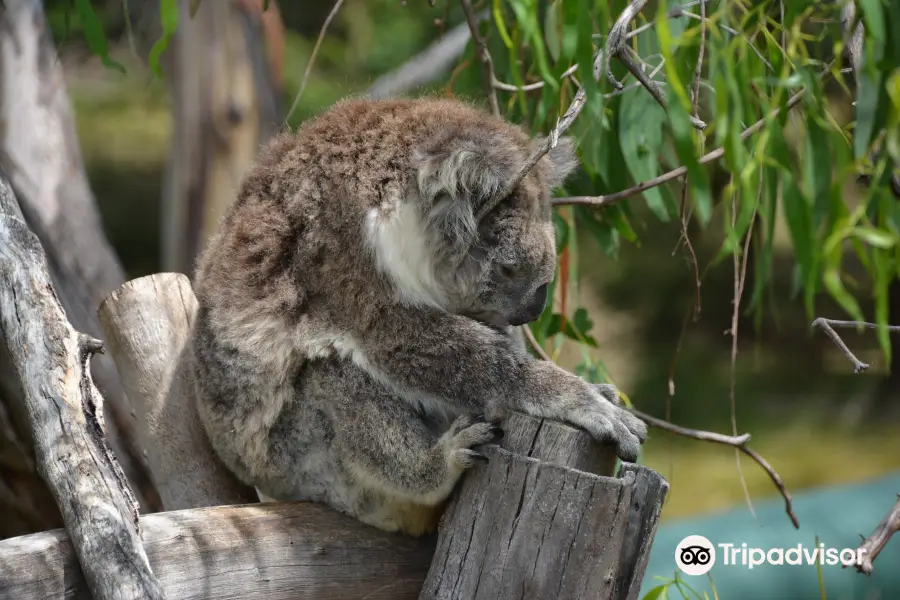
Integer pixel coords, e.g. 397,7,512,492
461,0,500,118
812,318,900,374
851,495,900,575
367,14,483,99
553,86,810,207
629,407,799,529
0,174,164,599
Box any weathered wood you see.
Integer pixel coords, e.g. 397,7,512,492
0,501,437,600
421,412,666,600
0,0,158,532
499,410,618,476
160,0,282,275
613,463,669,600
98,273,258,511
0,175,165,598
419,445,634,600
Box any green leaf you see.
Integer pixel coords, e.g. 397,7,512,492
493,0,514,49
823,268,865,323
148,0,180,78
641,584,670,600
852,226,898,248
619,85,670,221
74,0,125,73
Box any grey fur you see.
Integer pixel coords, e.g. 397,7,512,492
190,97,647,536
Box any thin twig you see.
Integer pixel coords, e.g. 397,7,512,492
849,495,900,575
553,86,810,207
812,318,900,374
675,0,706,319
493,64,579,92
461,0,500,118
629,407,800,529
727,185,760,522
283,0,345,125
522,324,552,362
604,0,706,130
629,409,750,446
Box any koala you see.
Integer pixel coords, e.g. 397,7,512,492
189,97,647,536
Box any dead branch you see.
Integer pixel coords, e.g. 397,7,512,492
98,274,258,511
0,174,164,598
0,500,436,600
367,15,482,99
812,318,900,374
0,0,158,524
851,495,900,576
460,0,500,118
604,0,707,130
630,407,799,529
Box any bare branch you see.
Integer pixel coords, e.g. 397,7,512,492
0,174,165,599
461,0,500,118
283,0,345,125
604,0,707,130
367,15,482,99
850,495,900,575
812,318,900,374
629,407,799,529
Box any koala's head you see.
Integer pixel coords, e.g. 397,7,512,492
393,110,579,328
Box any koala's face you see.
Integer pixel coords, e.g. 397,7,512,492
454,196,557,328
440,138,578,329
407,105,579,327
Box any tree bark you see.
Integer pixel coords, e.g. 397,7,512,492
0,0,159,535
159,0,283,275
0,501,437,600
420,412,668,600
0,175,165,599
98,273,258,511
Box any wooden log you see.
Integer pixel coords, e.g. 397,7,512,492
420,412,668,600
98,273,258,511
419,445,633,600
612,463,669,600
0,501,437,600
0,175,165,598
0,0,159,530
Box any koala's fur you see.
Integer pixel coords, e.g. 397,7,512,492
190,97,647,536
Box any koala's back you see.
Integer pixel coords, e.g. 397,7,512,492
194,97,531,343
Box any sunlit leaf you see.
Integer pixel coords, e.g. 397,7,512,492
74,0,125,73
148,0,179,78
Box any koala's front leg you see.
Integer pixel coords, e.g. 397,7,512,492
348,308,647,462
332,375,503,507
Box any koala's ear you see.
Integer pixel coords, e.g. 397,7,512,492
414,146,508,246
542,136,579,190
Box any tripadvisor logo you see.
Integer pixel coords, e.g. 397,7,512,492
674,535,868,575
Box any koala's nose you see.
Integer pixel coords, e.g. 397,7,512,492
524,283,549,320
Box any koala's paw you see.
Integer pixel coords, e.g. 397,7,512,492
443,413,504,470
575,383,647,463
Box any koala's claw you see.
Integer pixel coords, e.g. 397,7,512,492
445,415,502,471
578,383,648,463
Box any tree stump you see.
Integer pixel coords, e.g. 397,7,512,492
419,412,668,600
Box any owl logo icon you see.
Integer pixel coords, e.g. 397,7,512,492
675,535,716,576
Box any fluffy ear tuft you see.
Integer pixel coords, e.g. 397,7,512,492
414,145,511,248
542,136,579,190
